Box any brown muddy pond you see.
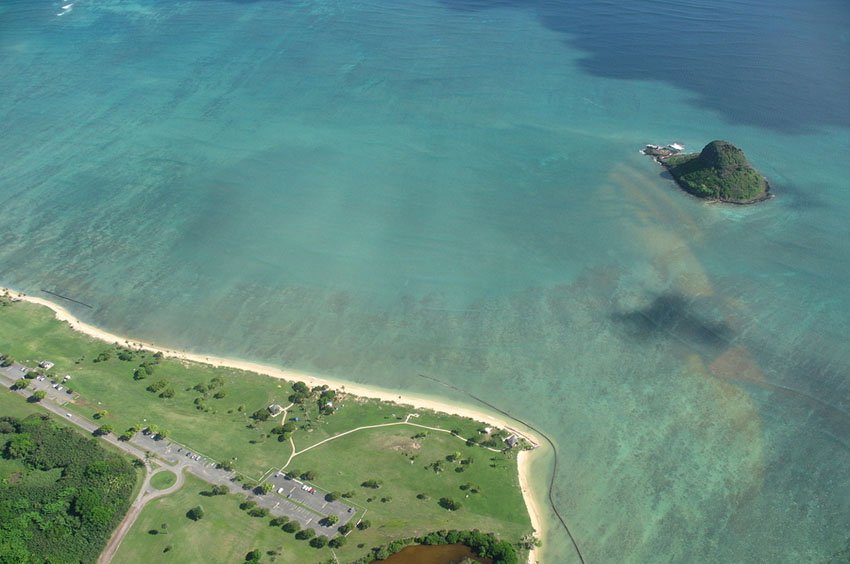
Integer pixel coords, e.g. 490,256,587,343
371,543,491,564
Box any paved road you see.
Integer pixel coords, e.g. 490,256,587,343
97,466,186,564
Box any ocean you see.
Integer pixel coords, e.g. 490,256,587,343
1,0,849,560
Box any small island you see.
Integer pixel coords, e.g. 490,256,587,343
644,140,770,204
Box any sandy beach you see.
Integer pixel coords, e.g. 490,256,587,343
3,287,546,562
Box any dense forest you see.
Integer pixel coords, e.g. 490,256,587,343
0,414,137,563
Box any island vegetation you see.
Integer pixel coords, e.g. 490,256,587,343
657,140,770,203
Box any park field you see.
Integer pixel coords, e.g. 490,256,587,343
115,473,325,563
0,299,534,562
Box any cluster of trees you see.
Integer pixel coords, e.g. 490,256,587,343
352,529,518,564
191,376,226,412
288,381,311,404
284,469,316,481
145,378,174,398
0,414,137,563
270,421,296,442
201,484,228,496
317,388,335,415
438,497,462,511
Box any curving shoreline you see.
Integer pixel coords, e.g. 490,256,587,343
2,287,547,563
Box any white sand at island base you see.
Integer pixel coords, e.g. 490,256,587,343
4,288,547,563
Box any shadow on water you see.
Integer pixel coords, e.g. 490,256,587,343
611,293,734,354
439,0,850,133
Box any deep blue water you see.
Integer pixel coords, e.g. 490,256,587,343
1,0,849,561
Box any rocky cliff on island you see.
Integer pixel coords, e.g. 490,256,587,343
647,140,770,204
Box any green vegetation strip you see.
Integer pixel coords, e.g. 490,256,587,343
0,403,138,563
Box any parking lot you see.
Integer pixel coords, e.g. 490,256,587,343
1,359,356,534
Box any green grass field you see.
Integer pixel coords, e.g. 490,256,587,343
115,474,325,564
151,470,178,490
1,300,533,562
289,424,530,560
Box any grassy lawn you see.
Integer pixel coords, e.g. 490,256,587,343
1,300,532,560
151,470,178,490
0,301,297,478
287,395,492,453
0,382,48,419
290,425,531,562
116,474,326,564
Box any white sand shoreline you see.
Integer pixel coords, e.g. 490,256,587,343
3,287,546,562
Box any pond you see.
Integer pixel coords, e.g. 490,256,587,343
371,543,491,564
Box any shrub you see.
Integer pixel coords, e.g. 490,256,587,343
309,535,328,548
328,535,347,548
29,390,47,402
269,516,289,527
295,528,315,540
361,479,381,489
186,506,204,521
438,497,462,511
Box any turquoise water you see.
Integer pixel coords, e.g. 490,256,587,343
2,0,849,561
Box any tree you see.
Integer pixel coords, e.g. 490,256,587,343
300,470,316,481
93,410,108,420
269,516,289,527
295,528,315,540
94,425,113,436
11,379,29,390
240,500,257,510
29,390,47,403
282,521,300,533
324,491,340,502
248,507,269,518
439,497,462,511
309,535,328,548
328,535,347,548
213,390,226,399
259,482,275,494
322,514,338,526
361,479,381,489
155,429,170,440
159,387,175,399
0,356,13,367
186,506,205,521
245,549,262,563
118,431,134,442
356,519,371,530
251,409,270,422
338,523,354,535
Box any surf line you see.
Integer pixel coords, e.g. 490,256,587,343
417,373,586,564
40,289,94,309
